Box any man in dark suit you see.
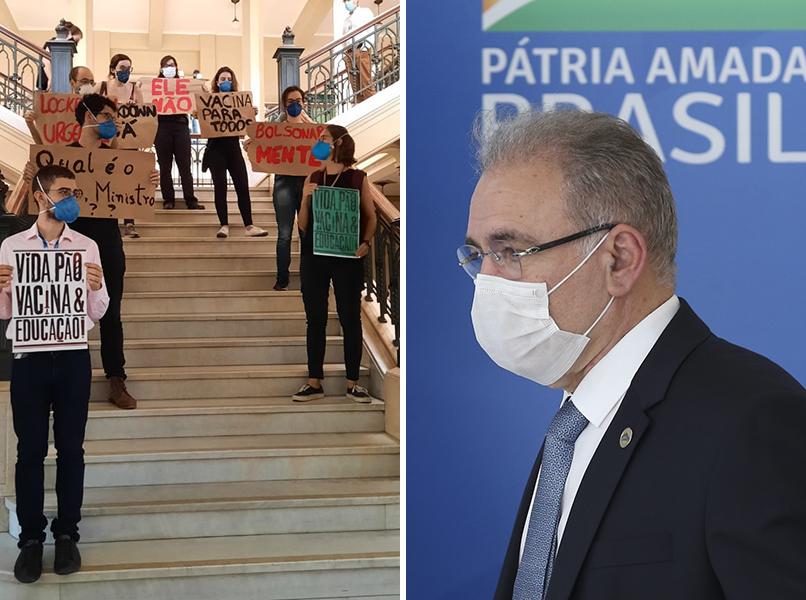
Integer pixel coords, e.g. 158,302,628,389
458,109,806,599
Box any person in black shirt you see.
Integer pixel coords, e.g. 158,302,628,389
68,94,160,409
154,55,204,211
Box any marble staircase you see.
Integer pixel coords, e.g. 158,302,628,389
0,186,401,599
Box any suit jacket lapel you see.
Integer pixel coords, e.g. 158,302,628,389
543,298,712,600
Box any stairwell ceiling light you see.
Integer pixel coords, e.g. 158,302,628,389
231,0,241,28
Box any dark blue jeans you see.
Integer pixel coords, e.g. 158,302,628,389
273,174,306,285
11,350,92,545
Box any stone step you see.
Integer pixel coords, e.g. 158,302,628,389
125,222,282,238
0,530,399,599
7,478,399,542
89,364,369,402
79,397,385,440
88,336,345,368
187,187,273,200
122,236,277,254
123,271,296,292
43,432,400,487
120,291,305,314
124,253,299,273
88,312,338,340
150,207,279,223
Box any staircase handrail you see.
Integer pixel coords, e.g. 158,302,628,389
0,25,50,60
299,5,400,65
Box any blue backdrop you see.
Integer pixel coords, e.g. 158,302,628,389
407,3,806,599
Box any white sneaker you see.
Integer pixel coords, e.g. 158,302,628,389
245,226,268,237
216,225,229,238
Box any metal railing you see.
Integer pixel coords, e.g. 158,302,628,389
300,6,400,122
364,186,400,365
0,24,48,115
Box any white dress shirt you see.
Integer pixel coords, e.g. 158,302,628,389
519,295,680,561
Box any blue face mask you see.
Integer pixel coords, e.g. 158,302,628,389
219,80,233,92
345,1,356,12
311,141,332,161
287,101,303,117
116,70,130,84
97,120,118,140
51,196,81,223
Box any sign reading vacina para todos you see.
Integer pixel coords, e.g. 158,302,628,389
29,145,157,220
196,91,256,137
312,186,360,258
11,249,88,352
246,121,325,176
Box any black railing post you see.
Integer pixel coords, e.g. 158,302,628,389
273,27,304,106
44,19,76,93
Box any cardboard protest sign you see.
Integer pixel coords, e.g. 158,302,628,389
11,249,88,353
116,103,158,149
33,92,83,145
196,91,256,138
28,145,157,220
246,121,325,176
139,77,207,115
312,186,360,258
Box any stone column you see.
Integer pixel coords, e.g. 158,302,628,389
44,20,77,94
273,27,304,108
241,0,263,118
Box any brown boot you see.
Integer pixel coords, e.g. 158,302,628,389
109,376,136,410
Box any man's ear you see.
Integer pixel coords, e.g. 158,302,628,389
603,224,648,298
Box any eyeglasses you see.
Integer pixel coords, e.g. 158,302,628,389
46,187,84,200
457,224,616,280
93,112,116,123
285,98,303,106
76,78,94,86
116,67,133,73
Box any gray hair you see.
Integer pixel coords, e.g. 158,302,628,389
475,109,678,286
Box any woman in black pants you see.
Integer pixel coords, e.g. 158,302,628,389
292,124,377,403
203,67,267,238
154,55,203,210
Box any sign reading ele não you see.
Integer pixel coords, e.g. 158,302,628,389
196,91,255,137
140,77,206,115
246,122,325,176
11,249,88,352
29,145,157,220
312,186,360,258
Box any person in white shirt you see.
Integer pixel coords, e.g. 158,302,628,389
341,0,376,103
459,108,806,600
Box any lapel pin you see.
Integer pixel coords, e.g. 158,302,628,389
619,427,633,448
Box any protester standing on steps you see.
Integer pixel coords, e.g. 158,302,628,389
67,94,160,410
96,53,144,239
292,124,377,404
341,0,376,103
270,86,314,291
154,55,204,211
0,164,108,583
201,67,267,239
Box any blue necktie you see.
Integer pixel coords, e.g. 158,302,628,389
513,399,589,600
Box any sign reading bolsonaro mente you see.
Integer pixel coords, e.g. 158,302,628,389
196,92,256,138
28,145,156,220
312,186,360,258
246,122,325,175
11,250,88,353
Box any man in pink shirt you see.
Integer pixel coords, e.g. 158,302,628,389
0,164,108,584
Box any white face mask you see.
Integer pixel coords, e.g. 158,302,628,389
162,66,177,78
77,83,94,96
470,232,614,387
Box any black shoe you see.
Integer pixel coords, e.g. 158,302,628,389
292,384,325,402
186,201,206,210
163,201,175,210
273,280,289,291
54,535,81,575
346,385,373,403
14,540,43,583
